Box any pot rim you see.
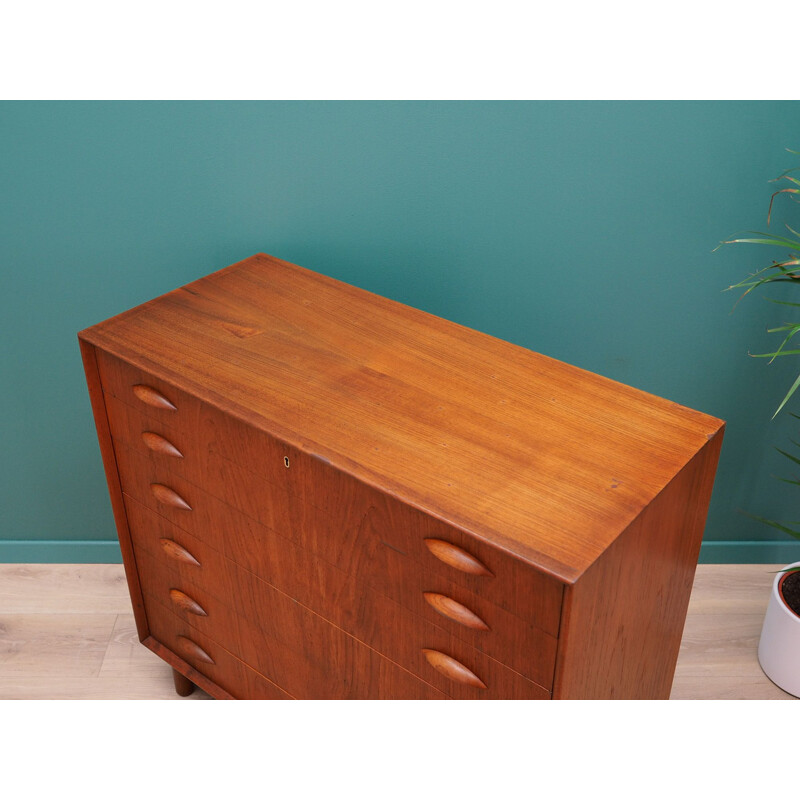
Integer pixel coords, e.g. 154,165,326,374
774,560,800,621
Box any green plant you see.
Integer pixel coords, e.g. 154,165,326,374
719,150,800,550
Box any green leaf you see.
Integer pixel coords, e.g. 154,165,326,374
739,510,800,540
775,446,800,468
766,299,800,307
724,232,800,248
769,189,800,224
773,370,800,418
749,350,800,358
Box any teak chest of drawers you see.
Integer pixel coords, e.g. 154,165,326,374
79,253,724,699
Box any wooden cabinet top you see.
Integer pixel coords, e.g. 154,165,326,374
80,253,724,583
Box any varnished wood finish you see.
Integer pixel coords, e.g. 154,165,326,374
142,633,291,700
172,667,195,696
175,635,215,665
77,339,149,642
553,433,724,699
102,386,564,631
150,483,192,511
130,522,550,699
423,593,490,631
82,253,721,582
423,539,493,577
112,436,562,649
132,384,177,411
422,649,488,689
141,577,449,701
79,253,725,699
168,589,207,617
159,538,201,567
141,431,183,458
122,489,557,689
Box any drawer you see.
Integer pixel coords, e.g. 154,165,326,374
114,429,563,644
124,492,558,688
100,349,564,636
107,394,293,534
142,596,293,699
130,511,550,699
135,549,449,701
113,440,400,610
288,457,564,637
97,349,299,487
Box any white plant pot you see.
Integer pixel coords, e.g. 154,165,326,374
757,560,800,698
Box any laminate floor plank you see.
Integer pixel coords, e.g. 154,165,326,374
670,563,794,700
0,675,211,700
0,563,795,699
670,676,792,700
673,613,772,678
684,563,779,616
0,614,117,679
0,564,131,614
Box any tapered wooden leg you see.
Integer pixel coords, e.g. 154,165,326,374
172,667,195,697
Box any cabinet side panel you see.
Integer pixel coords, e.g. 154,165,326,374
552,430,724,699
78,337,149,640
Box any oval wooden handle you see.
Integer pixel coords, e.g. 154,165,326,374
421,649,487,689
159,538,201,567
150,483,192,511
423,539,493,577
423,592,490,631
132,384,177,411
176,635,215,665
141,431,184,458
169,588,208,617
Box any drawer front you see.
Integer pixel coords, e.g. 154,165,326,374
114,442,364,572
100,350,563,636
124,492,557,688
135,549,449,701
106,393,293,533
97,349,298,487
286,458,564,636
143,597,293,699
128,505,550,699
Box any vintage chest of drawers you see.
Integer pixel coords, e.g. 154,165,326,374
79,253,724,699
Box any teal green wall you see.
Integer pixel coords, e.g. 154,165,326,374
3,101,800,564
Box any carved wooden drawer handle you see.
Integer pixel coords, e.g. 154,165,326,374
424,539,493,577
159,538,201,567
132,384,177,411
150,483,192,511
176,635,215,665
423,592,490,631
422,649,487,689
169,588,208,617
141,431,184,458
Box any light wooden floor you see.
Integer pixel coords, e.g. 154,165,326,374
0,563,794,700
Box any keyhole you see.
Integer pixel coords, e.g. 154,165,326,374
284,456,290,468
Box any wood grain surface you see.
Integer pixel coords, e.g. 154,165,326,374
79,253,724,582
132,528,550,699
553,433,723,699
78,339,150,641
104,387,565,631
77,253,725,699
122,487,558,688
